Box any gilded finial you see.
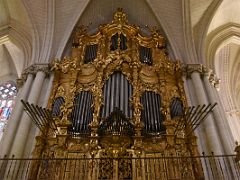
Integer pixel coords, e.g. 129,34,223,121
113,8,128,24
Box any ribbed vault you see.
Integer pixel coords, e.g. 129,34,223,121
0,0,32,81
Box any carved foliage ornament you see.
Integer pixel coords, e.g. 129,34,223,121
26,9,205,180
41,9,195,158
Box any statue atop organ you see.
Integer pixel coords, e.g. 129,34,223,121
21,8,217,179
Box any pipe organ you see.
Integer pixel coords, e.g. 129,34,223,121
26,9,207,179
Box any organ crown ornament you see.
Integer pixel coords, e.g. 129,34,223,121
21,9,216,179
113,8,128,24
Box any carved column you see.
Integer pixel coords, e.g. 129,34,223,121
0,72,34,158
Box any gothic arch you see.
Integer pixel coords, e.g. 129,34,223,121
58,0,178,60
205,23,240,141
205,23,240,69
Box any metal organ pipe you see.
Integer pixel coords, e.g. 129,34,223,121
70,91,93,136
141,91,163,134
110,33,118,51
101,72,133,119
86,92,93,132
84,44,98,63
84,96,89,133
124,74,129,117
170,98,183,118
52,97,64,117
151,92,157,132
115,73,120,108
156,94,161,131
150,93,155,132
145,93,151,132
139,46,152,65
77,93,84,132
120,34,127,50
110,73,115,113
80,92,87,132
119,73,123,111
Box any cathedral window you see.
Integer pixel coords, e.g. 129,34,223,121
0,81,17,139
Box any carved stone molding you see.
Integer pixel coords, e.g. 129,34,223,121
17,64,51,87
184,64,220,90
184,64,203,78
202,66,220,90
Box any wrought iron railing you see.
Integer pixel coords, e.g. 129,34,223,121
0,154,240,180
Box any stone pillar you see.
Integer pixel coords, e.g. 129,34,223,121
186,64,224,154
25,72,54,157
0,73,34,157
202,69,235,154
10,68,47,158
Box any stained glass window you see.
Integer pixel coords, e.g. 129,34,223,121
0,81,17,139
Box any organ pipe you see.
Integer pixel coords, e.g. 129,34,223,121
52,97,64,117
101,72,133,119
110,33,127,51
139,46,152,65
110,33,118,51
170,98,184,119
120,34,127,50
84,44,98,63
70,91,93,136
141,91,163,134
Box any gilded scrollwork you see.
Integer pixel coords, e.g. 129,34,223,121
32,9,203,179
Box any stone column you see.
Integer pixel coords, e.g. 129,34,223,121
25,72,54,157
10,67,47,158
202,69,235,154
0,72,34,158
186,64,224,154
